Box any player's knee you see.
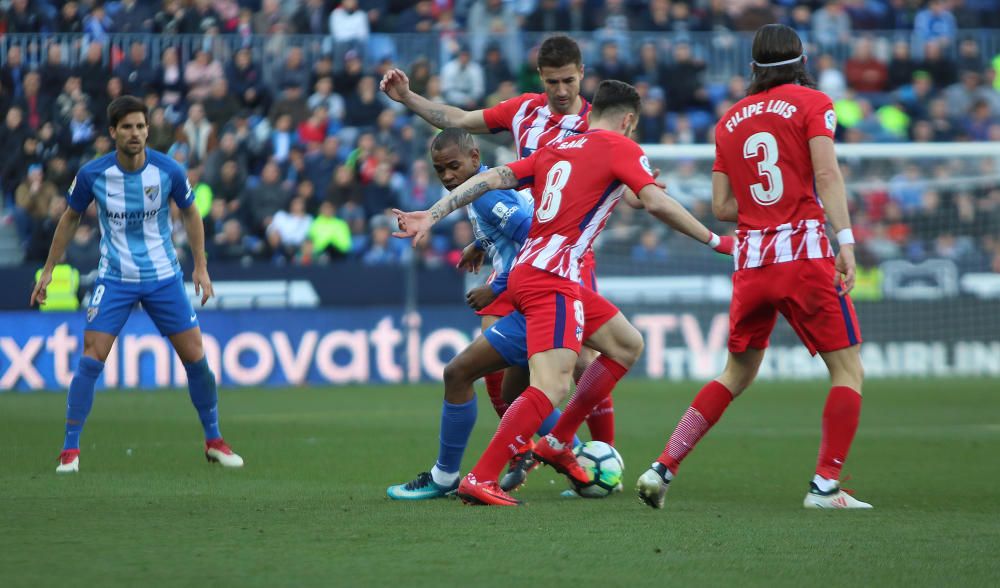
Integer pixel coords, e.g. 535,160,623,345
614,326,644,368
442,360,470,388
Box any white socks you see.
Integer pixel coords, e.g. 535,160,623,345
431,465,459,488
812,474,839,493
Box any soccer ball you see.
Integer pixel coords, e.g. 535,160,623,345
573,441,624,498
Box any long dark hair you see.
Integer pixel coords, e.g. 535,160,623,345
747,24,815,96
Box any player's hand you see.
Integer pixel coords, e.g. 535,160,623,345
457,243,485,273
391,208,432,247
835,245,856,296
30,269,52,306
466,285,496,311
192,266,215,306
380,68,411,103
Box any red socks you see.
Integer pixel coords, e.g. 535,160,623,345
657,380,733,473
816,386,862,480
550,356,628,445
470,386,552,482
585,396,615,445
483,371,508,418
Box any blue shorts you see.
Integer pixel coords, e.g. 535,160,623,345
483,311,528,368
85,275,199,337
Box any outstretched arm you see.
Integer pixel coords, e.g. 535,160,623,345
637,185,734,254
380,68,489,133
393,166,519,246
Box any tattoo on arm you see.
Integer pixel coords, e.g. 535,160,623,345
430,181,489,222
427,108,449,128
496,166,518,189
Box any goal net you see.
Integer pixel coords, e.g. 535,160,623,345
587,142,1000,381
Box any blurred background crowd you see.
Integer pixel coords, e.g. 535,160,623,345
0,0,999,277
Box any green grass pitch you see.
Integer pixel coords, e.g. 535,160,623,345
2,379,999,587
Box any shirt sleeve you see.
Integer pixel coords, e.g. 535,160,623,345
168,161,195,208
505,152,539,191
483,190,533,244
711,129,728,174
481,94,529,134
611,140,658,195
66,171,94,213
805,94,837,140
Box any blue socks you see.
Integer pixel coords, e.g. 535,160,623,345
184,358,221,440
63,356,104,450
538,408,581,447
434,396,478,476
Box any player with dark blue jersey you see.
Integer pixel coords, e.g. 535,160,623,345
387,129,579,500
32,96,243,473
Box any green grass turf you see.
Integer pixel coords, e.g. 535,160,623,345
1,379,999,587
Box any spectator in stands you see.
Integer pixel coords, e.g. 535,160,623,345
112,0,153,33
469,0,519,55
664,43,709,113
274,47,311,95
964,99,997,141
362,214,408,265
181,0,223,34
36,122,61,162
115,42,157,96
889,164,927,213
0,106,29,163
298,106,330,147
242,160,288,237
253,0,283,34
76,41,110,102
227,48,269,114
638,87,667,144
344,76,385,129
335,50,365,97
361,161,398,219
1,45,26,99
185,49,224,103
210,219,255,262
13,163,57,242
204,132,248,188
6,0,43,33
61,103,96,161
65,223,100,272
267,196,314,262
812,0,852,49
308,77,346,127
212,160,247,215
292,0,328,35
146,107,174,153
331,0,370,54
303,200,352,262
39,45,71,103
594,41,633,85
845,37,889,94
304,137,341,197
396,0,435,33
203,79,242,128
0,77,14,119
154,46,189,113
786,4,812,42
919,40,958,89
440,46,485,110
481,44,514,95
16,73,51,132
914,0,957,46
944,71,996,119
634,42,668,92
25,198,66,262
55,1,84,34
594,0,631,35
180,103,217,166
154,0,184,34
734,0,777,32
83,2,112,39
956,37,985,74
816,54,848,101
631,228,669,264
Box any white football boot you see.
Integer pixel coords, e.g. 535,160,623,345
56,449,80,473
803,481,873,509
636,462,672,509
205,439,244,468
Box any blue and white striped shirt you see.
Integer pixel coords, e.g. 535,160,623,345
466,166,533,295
67,149,193,283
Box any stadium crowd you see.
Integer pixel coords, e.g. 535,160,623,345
0,0,999,275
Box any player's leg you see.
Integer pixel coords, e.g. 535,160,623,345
479,314,509,417
57,280,133,473
387,333,510,499
144,276,242,467
575,346,615,444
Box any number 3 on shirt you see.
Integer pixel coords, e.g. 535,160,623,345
537,161,571,223
743,132,784,206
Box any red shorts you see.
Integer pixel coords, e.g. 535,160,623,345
509,265,619,358
580,250,599,292
476,289,516,317
728,258,862,355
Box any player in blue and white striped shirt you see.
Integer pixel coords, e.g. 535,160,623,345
31,96,243,473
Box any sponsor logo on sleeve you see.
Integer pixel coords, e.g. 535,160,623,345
640,155,654,176
824,109,837,132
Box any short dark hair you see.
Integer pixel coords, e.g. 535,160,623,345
431,127,478,154
590,80,640,120
537,35,582,70
747,24,815,96
107,95,148,128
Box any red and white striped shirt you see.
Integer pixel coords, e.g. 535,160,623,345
713,83,839,271
506,131,657,282
483,93,590,159
733,219,834,270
